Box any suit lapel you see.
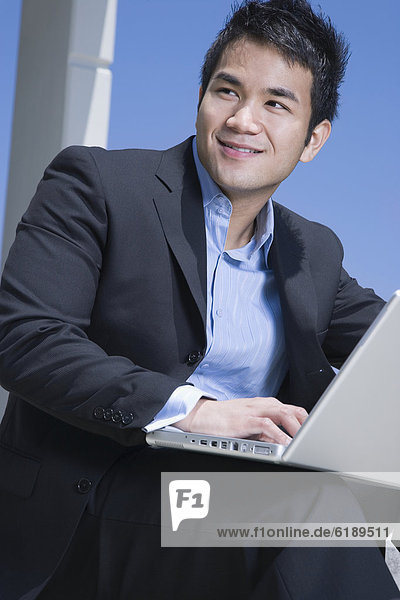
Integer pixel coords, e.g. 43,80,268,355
270,202,321,372
152,138,207,329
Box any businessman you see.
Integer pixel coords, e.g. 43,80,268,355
0,0,398,598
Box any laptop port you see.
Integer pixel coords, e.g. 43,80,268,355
200,439,208,446
211,440,218,447
231,442,239,451
254,445,271,455
220,441,228,449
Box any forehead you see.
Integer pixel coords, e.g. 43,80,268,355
212,39,313,103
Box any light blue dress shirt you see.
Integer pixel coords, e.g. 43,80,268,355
144,139,287,431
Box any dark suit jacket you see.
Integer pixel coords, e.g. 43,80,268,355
0,137,384,598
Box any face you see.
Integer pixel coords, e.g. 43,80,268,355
195,39,330,205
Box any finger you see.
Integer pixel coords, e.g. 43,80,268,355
279,404,309,436
252,403,305,437
278,412,303,438
256,417,292,445
293,406,308,424
254,399,307,422
281,406,308,436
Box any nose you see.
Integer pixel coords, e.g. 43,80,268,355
226,104,262,135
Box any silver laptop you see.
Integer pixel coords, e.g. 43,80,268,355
146,290,400,480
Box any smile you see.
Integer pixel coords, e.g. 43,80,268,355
219,141,262,154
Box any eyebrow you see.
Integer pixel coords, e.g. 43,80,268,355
265,86,299,104
213,71,241,87
212,72,299,104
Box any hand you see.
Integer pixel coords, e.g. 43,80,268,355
174,397,308,445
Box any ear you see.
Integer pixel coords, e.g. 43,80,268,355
300,119,331,163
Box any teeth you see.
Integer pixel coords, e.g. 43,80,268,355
224,143,259,153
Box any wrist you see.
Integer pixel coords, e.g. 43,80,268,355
176,397,214,432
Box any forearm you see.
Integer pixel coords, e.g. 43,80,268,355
0,315,185,438
0,146,186,443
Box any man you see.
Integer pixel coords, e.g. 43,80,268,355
0,0,398,598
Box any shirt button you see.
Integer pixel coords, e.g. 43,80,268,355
76,478,92,494
187,351,202,365
216,309,223,317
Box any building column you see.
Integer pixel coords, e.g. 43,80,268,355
1,0,118,417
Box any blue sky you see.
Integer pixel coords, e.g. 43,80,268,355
1,0,399,299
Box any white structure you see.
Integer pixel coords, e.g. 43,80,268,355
1,0,118,417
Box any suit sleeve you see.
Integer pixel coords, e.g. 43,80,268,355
0,146,187,445
301,222,385,369
322,266,385,369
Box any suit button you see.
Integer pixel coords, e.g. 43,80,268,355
112,410,123,423
76,478,92,494
93,407,104,419
187,351,202,365
121,413,134,425
104,408,114,421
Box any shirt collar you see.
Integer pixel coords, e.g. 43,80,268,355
192,137,274,256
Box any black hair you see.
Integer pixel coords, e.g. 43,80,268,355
199,0,350,144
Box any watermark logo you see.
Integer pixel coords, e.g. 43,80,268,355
169,480,210,531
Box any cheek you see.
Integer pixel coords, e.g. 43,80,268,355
274,126,307,157
196,101,223,137
196,119,214,151
195,111,207,138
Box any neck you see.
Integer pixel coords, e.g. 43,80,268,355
224,195,269,251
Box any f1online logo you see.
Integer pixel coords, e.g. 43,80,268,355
169,480,210,531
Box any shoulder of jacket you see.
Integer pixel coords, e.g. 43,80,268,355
51,137,194,176
57,144,163,167
273,200,343,252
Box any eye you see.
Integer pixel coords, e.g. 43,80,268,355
265,100,287,110
218,87,238,98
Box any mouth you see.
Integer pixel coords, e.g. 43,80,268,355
218,139,263,155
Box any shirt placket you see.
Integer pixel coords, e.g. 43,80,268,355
205,196,231,354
